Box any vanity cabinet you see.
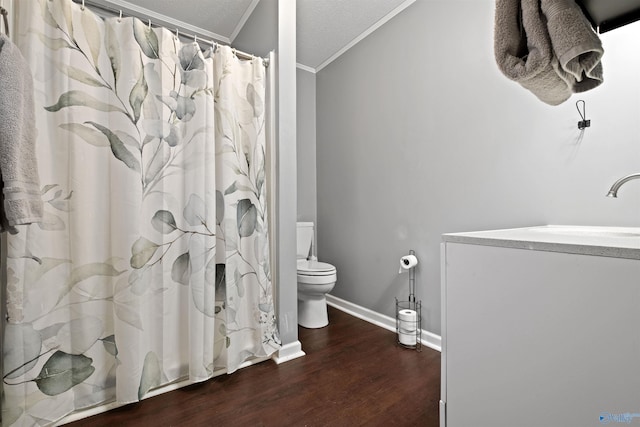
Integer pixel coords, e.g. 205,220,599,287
440,226,640,427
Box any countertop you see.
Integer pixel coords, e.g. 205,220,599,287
442,225,640,260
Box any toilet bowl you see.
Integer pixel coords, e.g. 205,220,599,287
297,259,337,328
297,222,337,328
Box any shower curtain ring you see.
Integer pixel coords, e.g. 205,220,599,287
148,19,151,29
81,0,85,10
118,10,122,22
175,28,179,40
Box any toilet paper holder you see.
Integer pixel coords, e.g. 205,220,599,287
396,299,421,350
396,249,421,351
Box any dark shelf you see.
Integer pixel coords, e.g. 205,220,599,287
576,0,640,33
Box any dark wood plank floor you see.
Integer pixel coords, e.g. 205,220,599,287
66,306,441,426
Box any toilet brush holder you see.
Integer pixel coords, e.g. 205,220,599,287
396,298,421,351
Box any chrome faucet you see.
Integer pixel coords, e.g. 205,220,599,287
607,173,640,198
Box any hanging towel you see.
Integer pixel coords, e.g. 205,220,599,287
0,33,43,232
494,0,574,105
541,0,604,93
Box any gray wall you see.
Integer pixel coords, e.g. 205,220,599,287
232,0,277,57
297,68,317,227
315,0,640,336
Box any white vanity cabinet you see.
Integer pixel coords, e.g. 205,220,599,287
440,226,640,427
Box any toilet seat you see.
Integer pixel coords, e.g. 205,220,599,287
297,259,336,276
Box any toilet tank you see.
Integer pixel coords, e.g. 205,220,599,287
297,222,314,259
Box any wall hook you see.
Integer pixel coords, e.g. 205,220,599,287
0,6,9,37
576,100,590,130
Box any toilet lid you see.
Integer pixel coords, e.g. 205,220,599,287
297,259,336,276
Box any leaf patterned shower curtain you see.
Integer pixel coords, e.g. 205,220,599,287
2,0,279,424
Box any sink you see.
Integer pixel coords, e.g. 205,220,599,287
529,225,640,239
441,224,640,427
442,225,640,259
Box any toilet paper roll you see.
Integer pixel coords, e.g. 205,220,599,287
398,254,418,273
398,309,417,333
398,309,417,321
398,330,417,346
400,325,416,334
399,321,416,333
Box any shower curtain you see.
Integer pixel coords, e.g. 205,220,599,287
3,0,279,424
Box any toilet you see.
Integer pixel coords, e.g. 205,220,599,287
297,222,337,328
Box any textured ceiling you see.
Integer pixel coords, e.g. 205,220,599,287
93,0,415,71
127,0,256,39
91,0,259,42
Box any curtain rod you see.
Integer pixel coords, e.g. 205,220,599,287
68,0,268,67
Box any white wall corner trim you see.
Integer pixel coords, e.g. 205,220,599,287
326,294,442,352
272,340,306,364
315,0,416,72
229,0,260,42
296,63,316,74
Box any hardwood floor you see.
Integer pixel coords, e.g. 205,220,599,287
66,306,441,426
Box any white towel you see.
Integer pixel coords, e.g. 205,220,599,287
0,34,43,232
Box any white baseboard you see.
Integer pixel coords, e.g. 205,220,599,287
326,294,442,352
272,340,306,364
